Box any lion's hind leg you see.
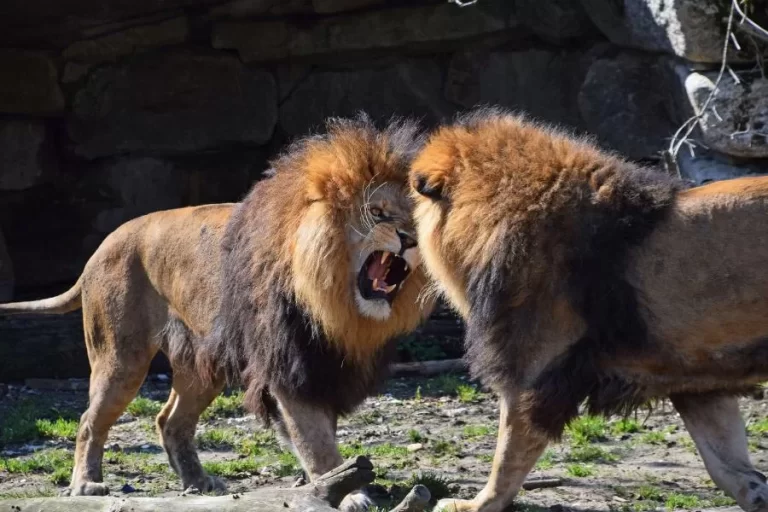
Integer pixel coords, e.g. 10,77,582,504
156,370,226,494
69,329,157,496
671,393,768,512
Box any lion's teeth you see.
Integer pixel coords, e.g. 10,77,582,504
381,252,391,264
384,284,397,293
404,263,409,272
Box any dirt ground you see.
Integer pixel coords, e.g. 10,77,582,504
1,373,765,511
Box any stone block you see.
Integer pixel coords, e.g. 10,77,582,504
0,51,65,115
579,0,757,63
0,119,58,191
680,66,768,158
63,17,189,64
68,50,277,158
279,59,455,136
213,1,508,62
446,48,590,129
578,52,677,159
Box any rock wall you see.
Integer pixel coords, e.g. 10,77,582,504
0,0,766,379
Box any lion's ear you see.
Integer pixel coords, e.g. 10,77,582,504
412,173,444,201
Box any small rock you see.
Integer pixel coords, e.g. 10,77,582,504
116,413,136,424
156,374,169,382
182,486,201,496
612,496,627,503
140,444,150,450
107,443,122,452
121,484,136,494
444,407,469,418
407,443,424,453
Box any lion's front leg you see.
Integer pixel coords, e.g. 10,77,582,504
271,387,372,512
671,393,768,512
436,393,550,512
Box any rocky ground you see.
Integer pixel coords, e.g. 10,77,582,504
1,373,766,511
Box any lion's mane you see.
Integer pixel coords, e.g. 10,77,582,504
412,108,685,437
200,115,429,420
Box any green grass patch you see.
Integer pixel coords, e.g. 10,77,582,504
104,451,170,475
201,391,245,421
462,425,492,439
478,454,493,463
49,466,71,485
0,449,73,485
431,439,460,458
456,384,479,403
35,418,78,441
203,449,299,478
407,429,425,443
566,415,608,445
0,399,80,446
406,471,453,501
748,418,768,437
237,430,280,457
634,484,664,502
354,410,382,425
430,374,463,395
566,463,594,477
203,458,262,477
611,418,642,435
197,428,239,450
273,452,300,477
535,449,556,470
664,492,703,509
566,445,617,463
640,430,666,445
125,396,164,418
339,442,409,459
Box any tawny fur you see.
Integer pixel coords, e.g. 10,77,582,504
0,116,433,504
411,108,768,512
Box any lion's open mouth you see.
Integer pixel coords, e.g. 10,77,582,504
358,251,411,305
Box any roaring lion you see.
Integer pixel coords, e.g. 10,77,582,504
0,115,432,507
410,108,768,512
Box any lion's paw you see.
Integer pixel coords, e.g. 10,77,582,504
434,498,478,512
67,481,110,496
201,475,228,495
339,490,374,512
743,471,768,512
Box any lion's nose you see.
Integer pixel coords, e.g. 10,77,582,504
397,229,417,251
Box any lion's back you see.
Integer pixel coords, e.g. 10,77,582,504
81,203,235,333
630,177,768,353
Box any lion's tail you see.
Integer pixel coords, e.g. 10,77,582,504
0,278,82,315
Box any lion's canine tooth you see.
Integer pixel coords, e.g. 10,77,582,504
404,263,409,272
384,284,396,293
381,252,391,264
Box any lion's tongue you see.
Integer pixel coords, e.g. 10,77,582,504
367,258,388,286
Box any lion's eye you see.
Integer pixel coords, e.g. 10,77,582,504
370,207,384,219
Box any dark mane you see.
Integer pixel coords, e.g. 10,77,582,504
454,109,683,437
196,114,423,422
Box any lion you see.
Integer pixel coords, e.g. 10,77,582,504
410,107,768,512
0,115,433,508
